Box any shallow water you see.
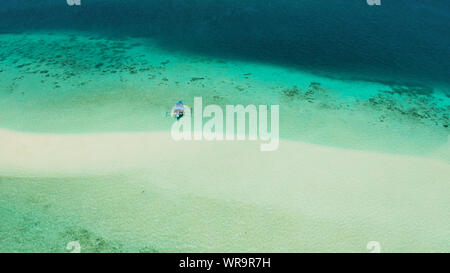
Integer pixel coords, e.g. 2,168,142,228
0,1,449,252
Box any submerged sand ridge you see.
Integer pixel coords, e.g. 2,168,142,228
0,129,449,252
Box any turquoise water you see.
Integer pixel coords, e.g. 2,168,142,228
0,1,449,252
0,32,448,154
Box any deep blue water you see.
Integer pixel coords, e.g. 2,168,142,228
1,0,449,89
